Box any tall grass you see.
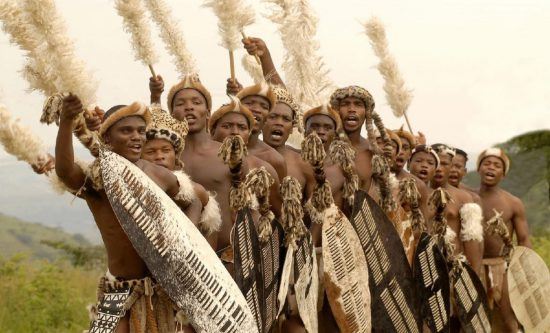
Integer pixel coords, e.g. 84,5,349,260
0,254,100,332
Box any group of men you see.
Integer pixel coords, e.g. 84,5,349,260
39,36,532,333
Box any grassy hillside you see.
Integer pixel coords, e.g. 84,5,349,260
0,213,92,261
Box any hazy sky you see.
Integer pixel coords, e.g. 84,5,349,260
1,0,549,162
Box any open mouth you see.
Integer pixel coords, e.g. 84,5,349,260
185,114,196,123
484,171,496,180
128,143,142,154
417,169,428,179
345,115,359,126
270,129,283,140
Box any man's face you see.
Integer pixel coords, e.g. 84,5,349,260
449,154,467,187
305,114,336,146
432,153,452,187
262,103,293,148
396,137,412,171
337,96,366,134
103,116,146,163
211,112,251,143
408,151,437,184
142,138,176,170
241,95,270,134
171,89,209,134
478,156,505,187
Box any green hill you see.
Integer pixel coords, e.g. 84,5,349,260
463,130,550,234
0,213,91,261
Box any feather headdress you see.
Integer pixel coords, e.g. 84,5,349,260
265,0,335,109
143,0,197,76
364,17,414,131
203,0,255,52
115,0,158,72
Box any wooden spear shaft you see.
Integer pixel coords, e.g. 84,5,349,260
148,64,157,78
403,111,414,134
240,31,262,65
229,50,236,82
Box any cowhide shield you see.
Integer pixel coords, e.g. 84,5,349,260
452,263,491,333
413,232,450,333
351,190,422,332
507,246,550,332
99,149,257,333
260,220,284,333
322,205,371,333
232,208,263,332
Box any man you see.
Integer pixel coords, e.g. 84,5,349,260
393,126,416,180
167,75,280,264
225,81,287,181
329,86,374,193
430,144,484,275
55,95,182,332
449,147,481,203
263,86,315,200
408,144,439,186
477,148,531,332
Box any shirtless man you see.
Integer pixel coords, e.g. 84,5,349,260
56,96,182,332
430,144,484,275
449,147,481,201
408,144,439,187
477,148,531,332
225,80,287,181
166,76,280,263
329,86,375,192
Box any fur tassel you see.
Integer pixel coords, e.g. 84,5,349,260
265,0,335,109
398,178,426,232
280,176,306,247
218,135,248,170
199,193,222,236
364,17,413,118
241,54,264,84
459,203,484,242
143,0,197,76
371,154,395,213
301,132,325,169
115,0,158,67
203,0,255,51
485,209,513,262
173,170,196,206
328,139,358,207
245,167,275,243
444,227,457,248
0,104,46,166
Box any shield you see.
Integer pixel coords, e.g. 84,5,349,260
413,232,450,333
99,149,257,333
507,246,550,332
322,205,371,333
232,208,263,332
259,220,284,333
351,190,422,332
452,263,491,333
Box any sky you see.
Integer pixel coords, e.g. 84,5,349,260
0,0,549,234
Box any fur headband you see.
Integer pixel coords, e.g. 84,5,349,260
236,81,277,110
99,102,151,137
410,144,440,168
329,85,375,112
167,74,212,113
209,96,256,134
272,85,300,121
303,104,342,133
477,147,510,175
431,143,456,158
146,104,189,154
394,125,416,147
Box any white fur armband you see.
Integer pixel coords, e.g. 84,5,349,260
460,203,484,242
173,170,196,205
199,193,222,236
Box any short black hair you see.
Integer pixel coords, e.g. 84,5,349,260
454,148,468,162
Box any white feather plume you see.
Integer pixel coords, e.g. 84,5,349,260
115,0,158,67
0,104,46,165
143,0,197,76
364,17,412,118
241,54,264,83
203,0,255,51
265,0,335,110
23,0,98,108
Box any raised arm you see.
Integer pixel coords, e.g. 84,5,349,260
512,197,531,248
149,75,164,105
55,94,87,191
242,37,285,87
